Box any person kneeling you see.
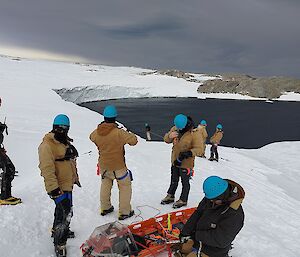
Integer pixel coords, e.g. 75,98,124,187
178,176,245,257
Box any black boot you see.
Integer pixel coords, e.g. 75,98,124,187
100,206,114,216
119,210,135,220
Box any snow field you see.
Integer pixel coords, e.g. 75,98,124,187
0,56,300,256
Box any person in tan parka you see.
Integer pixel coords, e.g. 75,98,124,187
90,105,138,220
209,124,224,162
38,114,80,257
194,119,208,158
161,114,204,209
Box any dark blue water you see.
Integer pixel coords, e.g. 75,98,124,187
79,97,300,149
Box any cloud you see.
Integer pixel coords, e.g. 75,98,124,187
100,17,185,39
0,0,299,77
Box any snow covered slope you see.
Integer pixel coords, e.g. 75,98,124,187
0,56,300,257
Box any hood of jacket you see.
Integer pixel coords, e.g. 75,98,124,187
97,122,117,136
43,132,73,145
226,179,245,210
42,132,60,144
204,179,245,211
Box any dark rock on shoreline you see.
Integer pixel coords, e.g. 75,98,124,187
198,73,300,99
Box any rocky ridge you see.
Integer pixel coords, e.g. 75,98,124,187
142,69,300,99
198,73,300,99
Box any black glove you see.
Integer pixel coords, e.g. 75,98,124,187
173,158,182,167
178,151,193,161
48,188,62,199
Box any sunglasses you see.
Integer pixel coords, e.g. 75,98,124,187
55,125,69,132
58,125,69,130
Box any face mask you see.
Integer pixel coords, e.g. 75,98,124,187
53,126,69,144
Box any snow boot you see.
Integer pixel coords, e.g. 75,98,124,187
55,244,67,257
172,200,187,209
208,157,214,161
100,206,114,216
0,196,22,205
118,210,135,220
160,194,175,205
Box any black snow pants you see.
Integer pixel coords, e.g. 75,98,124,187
210,144,219,160
0,148,15,200
52,192,73,246
167,166,191,202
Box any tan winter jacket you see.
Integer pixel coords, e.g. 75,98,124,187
195,125,208,142
210,130,223,144
164,126,204,169
90,122,138,172
38,133,77,193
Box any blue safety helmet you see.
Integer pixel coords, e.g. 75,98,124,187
216,124,223,130
53,114,70,127
200,120,207,126
103,105,117,118
174,114,188,130
203,176,228,199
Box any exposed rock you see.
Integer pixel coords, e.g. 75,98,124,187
157,69,194,79
140,71,156,76
198,74,300,99
187,78,201,83
140,69,194,79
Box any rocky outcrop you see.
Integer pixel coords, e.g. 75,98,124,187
140,69,214,83
198,73,300,99
140,69,194,79
157,69,193,79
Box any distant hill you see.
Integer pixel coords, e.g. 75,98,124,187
197,73,300,99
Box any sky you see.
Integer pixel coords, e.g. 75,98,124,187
0,0,299,78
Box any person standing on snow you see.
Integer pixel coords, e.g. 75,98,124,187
145,123,151,141
38,114,80,257
90,105,138,220
0,97,21,205
161,114,204,209
178,175,245,257
209,124,223,162
195,120,208,158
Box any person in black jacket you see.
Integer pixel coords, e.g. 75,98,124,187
0,97,21,205
179,176,245,257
